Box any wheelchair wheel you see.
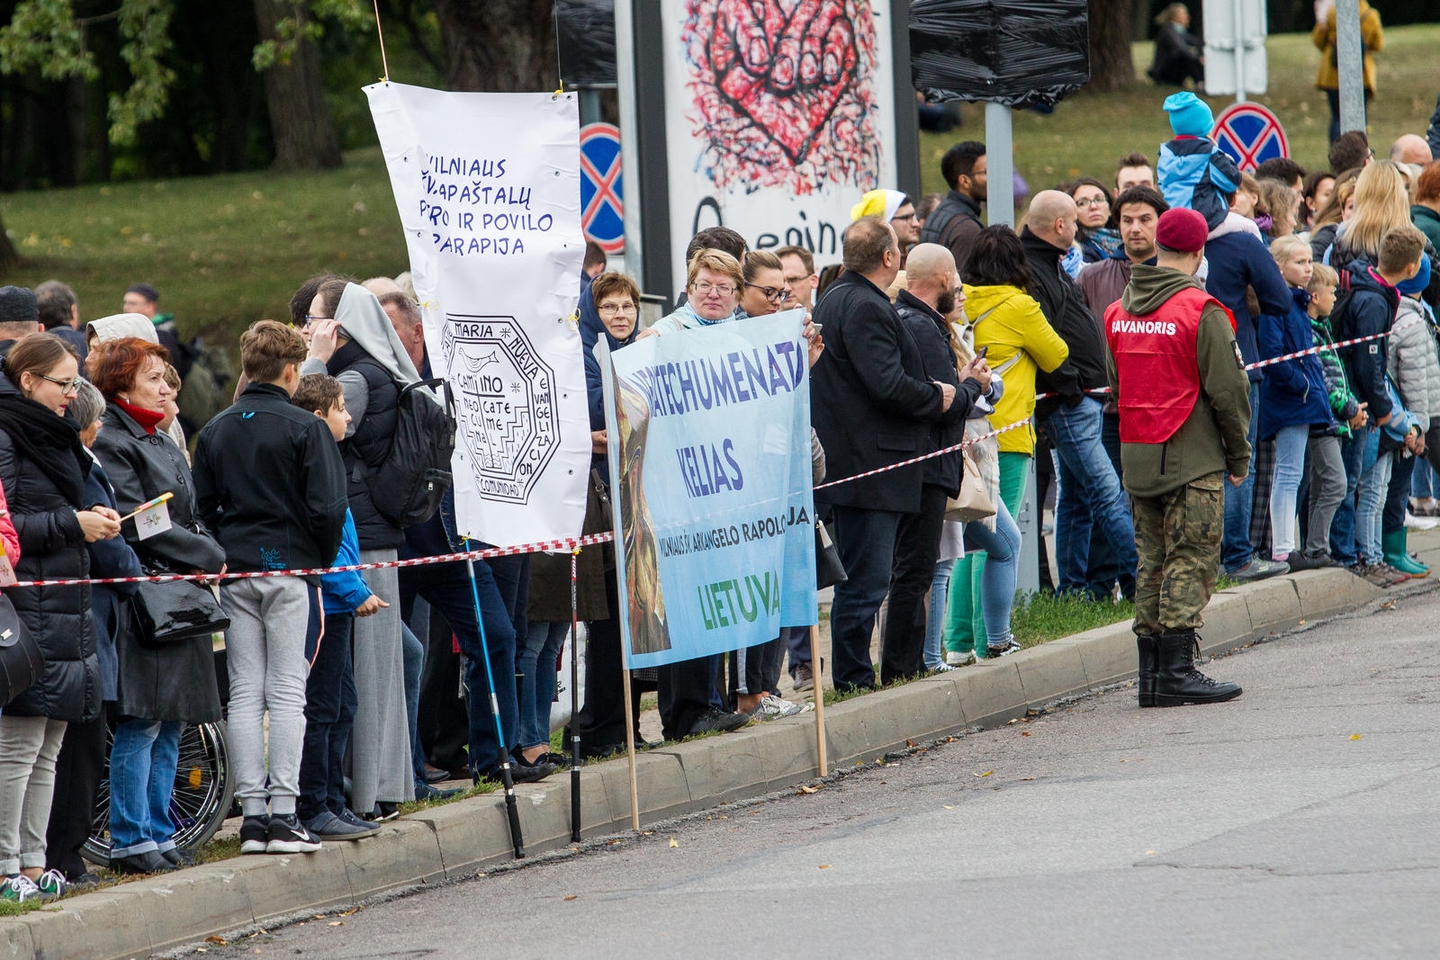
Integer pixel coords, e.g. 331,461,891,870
83,719,236,866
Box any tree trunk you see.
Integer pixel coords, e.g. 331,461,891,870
1088,0,1136,93
253,0,343,171
0,214,19,273
1130,0,1152,41
433,0,556,93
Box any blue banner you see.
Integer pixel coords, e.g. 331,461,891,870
598,310,818,669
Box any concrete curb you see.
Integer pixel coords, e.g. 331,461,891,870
3,563,1425,960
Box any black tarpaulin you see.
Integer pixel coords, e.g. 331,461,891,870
910,0,1090,109
556,0,617,87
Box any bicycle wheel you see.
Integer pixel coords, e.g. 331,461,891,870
84,720,236,865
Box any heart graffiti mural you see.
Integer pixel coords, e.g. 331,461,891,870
684,0,883,195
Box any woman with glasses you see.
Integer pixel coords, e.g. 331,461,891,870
0,333,121,902
1067,178,1123,265
646,248,745,338
737,250,791,318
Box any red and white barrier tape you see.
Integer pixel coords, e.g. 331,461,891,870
812,418,1032,492
8,533,617,589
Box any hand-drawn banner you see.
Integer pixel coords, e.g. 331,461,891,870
662,0,897,282
366,82,590,546
598,309,817,669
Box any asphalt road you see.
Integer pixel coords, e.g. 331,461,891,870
200,585,1440,960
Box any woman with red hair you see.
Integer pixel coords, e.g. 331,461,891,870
87,337,226,875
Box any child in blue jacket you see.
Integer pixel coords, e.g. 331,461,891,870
291,374,385,841
1157,92,1245,233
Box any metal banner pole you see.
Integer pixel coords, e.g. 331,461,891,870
568,549,582,842
1335,0,1365,135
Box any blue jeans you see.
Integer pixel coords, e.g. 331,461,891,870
923,558,955,670
1045,398,1137,593
402,622,424,785
828,505,902,691
1269,423,1310,558
1223,382,1262,569
399,555,522,778
1356,436,1391,563
1413,458,1436,499
964,496,1022,646
518,621,567,749
1331,426,1368,565
108,718,182,857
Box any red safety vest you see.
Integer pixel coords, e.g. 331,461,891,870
1104,286,1236,444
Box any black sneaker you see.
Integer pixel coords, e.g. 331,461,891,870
266,814,322,854
477,758,557,785
239,815,270,855
686,707,751,737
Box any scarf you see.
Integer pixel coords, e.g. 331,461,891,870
112,396,166,435
0,378,90,506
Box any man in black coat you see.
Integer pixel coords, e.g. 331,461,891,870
1022,191,1138,598
812,218,963,692
888,244,991,682
918,141,987,276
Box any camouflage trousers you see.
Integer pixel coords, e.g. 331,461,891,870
1131,472,1225,637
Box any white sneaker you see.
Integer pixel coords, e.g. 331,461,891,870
929,662,957,673
0,874,41,903
753,694,804,720
1404,511,1438,530
945,650,976,666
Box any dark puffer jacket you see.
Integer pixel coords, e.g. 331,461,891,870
0,377,100,723
328,340,403,550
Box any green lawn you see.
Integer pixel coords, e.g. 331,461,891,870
3,25,1437,344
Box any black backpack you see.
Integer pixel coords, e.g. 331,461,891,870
362,378,456,528
1328,269,1359,343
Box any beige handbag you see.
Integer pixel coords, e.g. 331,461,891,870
945,450,996,522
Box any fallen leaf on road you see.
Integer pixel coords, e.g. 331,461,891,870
798,784,819,794
974,770,993,778
1350,734,1363,740
906,739,916,748
328,921,344,927
669,837,679,847
565,895,578,901
818,864,831,869
1007,718,1019,725
204,937,226,945
1145,850,1156,856
1020,731,1032,737
943,805,954,809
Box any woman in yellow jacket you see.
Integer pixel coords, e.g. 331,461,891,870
943,226,1068,664
1313,0,1383,145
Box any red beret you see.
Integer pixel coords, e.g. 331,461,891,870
1155,208,1209,253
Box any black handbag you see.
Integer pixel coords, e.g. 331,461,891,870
0,593,43,707
815,522,847,590
130,579,230,648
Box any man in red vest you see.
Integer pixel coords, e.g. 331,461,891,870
1103,208,1250,707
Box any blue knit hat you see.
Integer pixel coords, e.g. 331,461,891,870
1398,252,1432,295
1163,92,1214,137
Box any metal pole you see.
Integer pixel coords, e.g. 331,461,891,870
462,540,525,859
984,103,1015,229
579,88,602,127
1231,0,1247,103
613,0,644,285
568,549,582,842
1335,0,1365,135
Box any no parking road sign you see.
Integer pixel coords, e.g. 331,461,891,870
1211,103,1288,174
579,122,624,254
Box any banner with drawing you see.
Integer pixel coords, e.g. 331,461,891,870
598,310,817,669
366,82,590,546
661,0,897,284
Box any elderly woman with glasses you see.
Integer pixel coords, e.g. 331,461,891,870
0,333,121,902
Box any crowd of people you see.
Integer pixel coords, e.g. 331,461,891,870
4,78,1440,907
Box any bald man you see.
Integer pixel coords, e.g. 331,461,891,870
882,243,991,681
1021,190,1138,598
1391,134,1433,166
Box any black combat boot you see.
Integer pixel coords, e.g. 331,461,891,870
1136,635,1160,708
1154,631,1242,706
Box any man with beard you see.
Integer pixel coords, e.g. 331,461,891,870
919,141,987,275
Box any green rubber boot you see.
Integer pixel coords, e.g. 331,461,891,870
1384,528,1429,576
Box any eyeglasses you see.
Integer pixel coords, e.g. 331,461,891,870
38,374,82,394
1075,196,1109,208
597,302,637,317
693,281,736,297
745,283,792,304
303,314,333,326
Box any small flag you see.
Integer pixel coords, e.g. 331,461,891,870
129,492,174,541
